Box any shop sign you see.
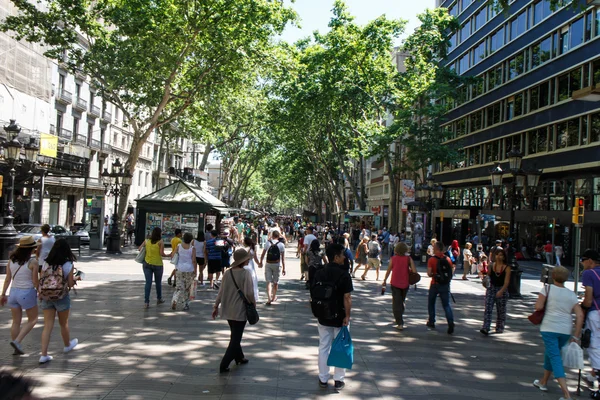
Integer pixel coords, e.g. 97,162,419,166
532,215,548,222
40,133,58,158
453,213,470,219
50,194,61,203
481,214,496,222
401,180,415,211
371,206,381,214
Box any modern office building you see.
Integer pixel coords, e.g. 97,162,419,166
434,0,600,262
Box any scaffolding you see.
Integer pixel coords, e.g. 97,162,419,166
0,0,51,101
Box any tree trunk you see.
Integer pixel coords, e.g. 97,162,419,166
326,130,363,211
385,154,399,233
359,155,366,210
198,143,213,171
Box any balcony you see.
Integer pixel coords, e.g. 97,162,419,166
50,125,56,135
101,111,111,123
56,89,72,105
73,97,88,112
76,134,87,145
74,68,86,80
58,128,72,140
90,139,101,149
89,105,101,118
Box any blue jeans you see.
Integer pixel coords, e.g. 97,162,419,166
143,263,164,304
541,331,570,378
428,284,454,325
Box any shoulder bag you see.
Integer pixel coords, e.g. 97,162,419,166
407,257,421,285
528,285,550,325
135,244,146,264
230,269,259,325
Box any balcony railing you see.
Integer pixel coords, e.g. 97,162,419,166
50,125,56,135
58,128,72,140
76,134,87,145
90,139,101,149
73,97,87,112
89,105,101,118
101,111,112,123
56,89,72,105
101,142,111,153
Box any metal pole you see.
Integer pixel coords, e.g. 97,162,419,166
28,175,35,223
551,217,555,263
82,175,88,224
574,225,582,293
38,171,45,223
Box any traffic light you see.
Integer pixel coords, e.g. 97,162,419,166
572,197,585,225
548,218,555,229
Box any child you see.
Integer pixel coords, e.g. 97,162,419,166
478,255,488,279
167,229,183,287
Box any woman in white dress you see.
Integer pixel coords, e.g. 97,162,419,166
243,237,260,303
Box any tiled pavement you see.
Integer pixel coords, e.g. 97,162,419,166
0,247,593,399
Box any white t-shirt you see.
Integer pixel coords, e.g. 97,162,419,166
193,240,205,257
540,284,578,335
39,235,56,263
42,261,73,278
176,244,195,273
304,234,317,249
264,240,285,264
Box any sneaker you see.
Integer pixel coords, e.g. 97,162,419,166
426,322,435,330
157,299,165,305
480,328,489,336
447,322,455,335
183,304,190,311
10,340,24,355
395,325,404,331
532,379,548,392
167,277,172,286
318,379,327,388
39,355,53,364
64,338,78,353
334,380,345,390
171,301,177,310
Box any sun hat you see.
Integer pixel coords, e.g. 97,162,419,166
16,236,38,249
230,248,251,268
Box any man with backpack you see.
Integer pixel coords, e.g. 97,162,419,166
310,243,353,390
427,241,456,334
259,230,286,305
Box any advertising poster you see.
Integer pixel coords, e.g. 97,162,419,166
401,179,415,211
162,213,181,243
146,213,163,238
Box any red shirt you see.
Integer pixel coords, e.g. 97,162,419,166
390,255,411,289
428,254,454,285
544,244,553,253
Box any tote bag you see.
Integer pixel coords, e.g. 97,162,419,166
327,326,354,369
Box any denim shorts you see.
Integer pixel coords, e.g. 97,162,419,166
8,287,38,310
41,294,71,312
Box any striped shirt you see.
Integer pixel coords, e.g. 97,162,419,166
206,238,221,260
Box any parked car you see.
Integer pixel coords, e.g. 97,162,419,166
74,225,90,245
17,224,72,241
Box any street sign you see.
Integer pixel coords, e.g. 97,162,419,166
481,214,495,222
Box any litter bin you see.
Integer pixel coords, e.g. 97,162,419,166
508,262,523,298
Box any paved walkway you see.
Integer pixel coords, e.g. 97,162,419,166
0,246,593,399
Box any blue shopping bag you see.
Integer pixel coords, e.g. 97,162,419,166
327,326,354,369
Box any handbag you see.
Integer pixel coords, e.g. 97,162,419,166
189,280,197,301
528,285,550,325
135,246,146,264
327,326,354,369
230,269,259,325
170,252,179,265
482,275,490,289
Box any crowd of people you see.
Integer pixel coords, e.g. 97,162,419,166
3,215,600,399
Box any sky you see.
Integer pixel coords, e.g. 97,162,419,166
280,0,436,45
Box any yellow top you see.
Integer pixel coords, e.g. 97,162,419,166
171,236,182,250
145,239,163,266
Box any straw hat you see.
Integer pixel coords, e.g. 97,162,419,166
17,236,38,249
230,248,251,268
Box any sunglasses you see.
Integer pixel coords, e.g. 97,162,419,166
581,257,590,262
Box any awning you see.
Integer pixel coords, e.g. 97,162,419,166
347,210,374,217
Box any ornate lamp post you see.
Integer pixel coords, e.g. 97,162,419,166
102,158,132,254
489,149,543,298
416,172,444,244
0,120,39,273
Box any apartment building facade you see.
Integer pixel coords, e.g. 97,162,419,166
434,0,600,261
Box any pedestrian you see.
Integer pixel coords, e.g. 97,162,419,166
194,232,206,285
259,230,286,305
126,213,135,245
312,243,353,390
544,241,554,265
303,227,317,253
426,241,455,334
427,238,436,257
38,238,80,364
382,242,418,330
219,230,235,272
138,227,168,308
205,230,223,289
555,244,564,267
352,237,369,279
298,232,309,281
167,229,183,287
362,234,382,281
1,236,39,355
306,239,327,288
170,232,197,311
480,250,511,335
461,242,474,280
489,239,503,263
35,224,55,263
212,248,255,373
243,237,260,303
450,239,460,265
339,237,354,274
381,228,390,257
533,266,584,400
580,249,600,398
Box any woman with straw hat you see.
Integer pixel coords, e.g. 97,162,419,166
0,236,40,355
212,248,256,373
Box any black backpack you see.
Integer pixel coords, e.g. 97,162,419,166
435,255,453,285
310,270,343,320
367,241,380,258
266,240,282,263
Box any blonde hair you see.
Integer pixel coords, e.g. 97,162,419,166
395,242,408,255
430,238,437,245
465,242,472,249
552,266,569,284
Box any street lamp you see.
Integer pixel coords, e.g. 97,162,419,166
0,120,39,273
416,172,444,246
102,158,132,254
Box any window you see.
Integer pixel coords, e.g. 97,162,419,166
514,93,524,117
557,73,569,101
73,117,79,136
474,8,487,31
510,11,527,41
489,27,504,53
121,137,125,149
567,118,580,147
530,86,540,111
552,32,560,58
532,36,552,68
459,53,470,73
570,67,582,96
582,115,589,145
533,1,543,25
113,133,118,145
487,102,501,126
75,83,81,98
571,17,584,48
470,110,483,132
591,112,600,142
594,59,600,86
586,11,593,42
87,124,93,140
58,75,65,92
596,7,600,38
449,4,458,17
457,118,466,137
488,65,503,90
473,41,486,65
559,28,569,54
89,91,94,108
506,97,515,120
449,33,457,50
138,171,143,187
472,79,484,98
556,121,567,149
508,57,517,80
485,141,499,163
461,20,471,42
